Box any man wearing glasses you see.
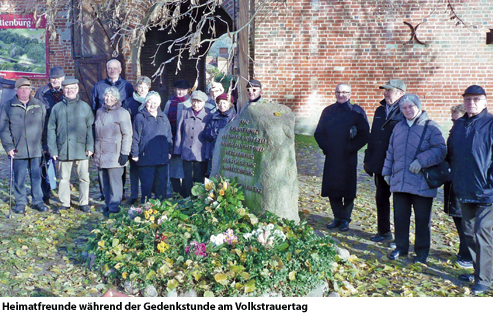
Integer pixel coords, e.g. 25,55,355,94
448,85,493,295
364,79,406,244
47,78,94,214
314,83,369,232
0,78,49,214
239,79,264,113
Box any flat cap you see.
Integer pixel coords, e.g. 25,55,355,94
462,85,486,96
216,93,234,104
246,79,262,89
174,79,191,89
15,77,31,89
191,90,208,102
49,66,65,78
379,79,406,92
62,77,79,86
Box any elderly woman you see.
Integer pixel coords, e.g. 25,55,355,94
443,103,472,269
164,80,192,197
204,93,236,176
174,90,209,197
123,76,152,204
382,94,446,264
205,82,224,113
93,86,132,217
131,92,173,203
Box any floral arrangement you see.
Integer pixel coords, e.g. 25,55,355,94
86,177,336,297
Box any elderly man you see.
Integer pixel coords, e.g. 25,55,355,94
314,83,369,232
48,78,94,213
91,59,134,200
448,85,493,295
205,81,224,113
35,66,66,204
239,79,264,113
0,78,49,213
364,79,406,243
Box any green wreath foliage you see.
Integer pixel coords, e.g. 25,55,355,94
86,178,336,296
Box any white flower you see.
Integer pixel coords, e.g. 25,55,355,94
205,197,213,205
267,223,275,230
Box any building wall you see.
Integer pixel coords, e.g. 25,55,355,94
253,0,493,131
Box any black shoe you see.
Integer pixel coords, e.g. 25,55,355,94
326,220,341,229
55,205,70,214
80,205,91,213
371,232,393,242
43,197,50,205
389,241,397,249
389,249,407,260
339,220,350,232
34,203,48,212
103,210,117,217
472,283,489,295
413,256,427,264
459,274,474,283
122,194,127,201
13,205,26,214
98,193,105,201
130,198,138,204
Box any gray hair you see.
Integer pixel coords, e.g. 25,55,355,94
399,93,422,111
451,103,465,115
335,83,351,92
103,86,121,101
106,59,121,70
136,76,151,89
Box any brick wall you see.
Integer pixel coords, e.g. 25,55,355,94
253,0,493,130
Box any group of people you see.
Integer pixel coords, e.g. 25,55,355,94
0,59,264,218
316,79,493,295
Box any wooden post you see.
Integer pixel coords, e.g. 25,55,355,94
237,0,250,112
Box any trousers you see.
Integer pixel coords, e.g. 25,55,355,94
374,173,392,234
58,159,90,207
329,196,355,222
99,167,124,213
13,157,43,207
182,160,208,197
139,164,168,203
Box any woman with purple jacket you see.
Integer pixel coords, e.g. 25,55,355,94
382,94,446,264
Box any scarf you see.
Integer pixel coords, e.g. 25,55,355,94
133,91,146,104
168,94,189,136
50,84,64,103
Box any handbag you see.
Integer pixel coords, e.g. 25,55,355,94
414,120,450,189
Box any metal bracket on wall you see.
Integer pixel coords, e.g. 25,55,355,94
403,21,426,45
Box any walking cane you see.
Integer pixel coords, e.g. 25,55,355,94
8,155,13,219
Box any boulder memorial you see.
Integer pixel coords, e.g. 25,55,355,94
210,102,300,223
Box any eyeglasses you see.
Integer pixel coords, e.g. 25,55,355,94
247,88,260,92
464,96,486,103
64,87,78,91
335,91,351,95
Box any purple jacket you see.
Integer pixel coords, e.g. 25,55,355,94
382,111,446,198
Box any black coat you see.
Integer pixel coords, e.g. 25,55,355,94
314,101,369,198
123,96,142,121
204,107,236,159
447,108,493,203
131,109,173,166
364,99,404,174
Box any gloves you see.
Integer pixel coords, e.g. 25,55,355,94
384,175,391,186
118,154,129,166
409,159,422,174
363,163,373,177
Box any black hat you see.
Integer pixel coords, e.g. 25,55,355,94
462,85,486,96
62,77,79,86
246,79,262,89
174,80,191,89
49,66,65,78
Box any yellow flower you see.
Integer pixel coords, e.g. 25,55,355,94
219,189,225,196
205,181,214,191
157,241,169,253
97,240,105,248
150,216,155,222
122,272,128,279
144,211,149,219
114,263,123,270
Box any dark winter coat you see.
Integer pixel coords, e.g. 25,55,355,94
314,101,369,198
91,77,134,112
174,107,209,162
47,96,94,161
0,95,46,159
123,95,143,121
364,99,404,175
204,107,236,160
34,84,63,114
93,102,132,168
131,109,173,166
382,111,446,198
447,109,493,203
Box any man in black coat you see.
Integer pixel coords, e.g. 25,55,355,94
34,66,66,204
363,79,406,243
448,85,493,295
0,78,49,214
315,83,369,232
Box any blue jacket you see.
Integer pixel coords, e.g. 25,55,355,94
204,107,236,159
131,109,173,166
91,77,134,112
123,95,143,121
447,109,493,203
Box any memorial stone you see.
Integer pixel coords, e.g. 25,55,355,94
210,102,300,222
